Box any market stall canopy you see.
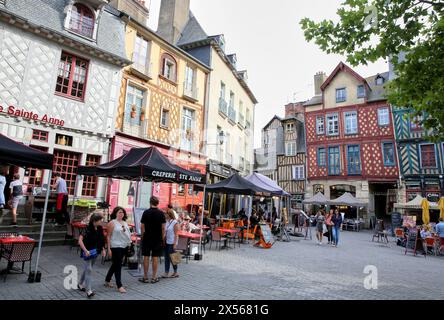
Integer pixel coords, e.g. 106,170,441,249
0,133,53,169
302,192,329,205
245,173,290,196
77,147,205,184
328,192,368,207
205,173,270,196
394,195,439,210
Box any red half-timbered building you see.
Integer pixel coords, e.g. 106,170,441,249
304,63,399,224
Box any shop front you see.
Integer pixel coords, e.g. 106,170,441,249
108,133,206,212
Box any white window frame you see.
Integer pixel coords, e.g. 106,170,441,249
378,107,390,126
292,165,305,180
357,85,365,98
336,88,346,103
326,113,339,136
286,123,295,132
184,65,195,92
160,107,170,128
181,107,195,151
163,57,176,81
133,35,150,71
285,142,297,156
316,116,325,135
344,111,358,135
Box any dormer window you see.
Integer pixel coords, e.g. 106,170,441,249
69,3,95,38
375,76,385,85
357,85,365,98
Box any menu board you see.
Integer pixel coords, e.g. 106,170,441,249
391,212,402,236
402,215,417,228
260,224,273,244
406,229,418,251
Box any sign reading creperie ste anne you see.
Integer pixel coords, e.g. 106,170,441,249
0,105,65,127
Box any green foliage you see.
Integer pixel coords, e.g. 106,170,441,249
301,0,444,141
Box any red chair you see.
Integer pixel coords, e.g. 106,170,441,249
210,231,227,251
1,242,36,282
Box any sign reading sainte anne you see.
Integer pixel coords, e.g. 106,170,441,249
0,105,65,127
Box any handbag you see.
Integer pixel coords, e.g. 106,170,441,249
81,249,98,261
322,224,328,234
170,251,182,266
125,243,135,257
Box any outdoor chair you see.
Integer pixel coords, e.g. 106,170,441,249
243,225,257,241
226,228,242,248
209,231,227,251
176,236,190,264
424,237,437,256
191,233,207,254
1,242,36,282
0,232,19,238
372,220,388,243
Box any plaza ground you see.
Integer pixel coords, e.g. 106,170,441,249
0,230,442,300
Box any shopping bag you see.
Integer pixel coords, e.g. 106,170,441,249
170,251,182,266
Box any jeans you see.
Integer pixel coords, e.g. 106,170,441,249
164,244,178,274
80,256,97,292
333,226,341,246
327,225,333,243
105,247,125,288
0,176,5,206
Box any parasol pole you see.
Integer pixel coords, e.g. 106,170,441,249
69,175,80,223
199,186,206,257
33,170,52,282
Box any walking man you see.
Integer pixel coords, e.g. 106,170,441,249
140,196,166,284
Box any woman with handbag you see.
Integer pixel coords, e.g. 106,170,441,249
78,213,106,298
325,209,335,246
105,206,132,293
315,210,326,245
162,209,180,279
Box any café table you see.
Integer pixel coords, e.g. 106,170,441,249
215,228,239,249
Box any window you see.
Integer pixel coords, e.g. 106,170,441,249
161,54,177,82
357,85,365,98
124,85,144,126
382,142,395,166
24,146,48,188
318,148,326,167
292,165,305,180
328,146,341,175
378,107,390,126
181,107,195,151
32,130,49,142
375,76,385,85
160,107,170,128
188,185,194,196
69,3,95,38
316,116,325,135
225,132,231,164
347,145,361,175
82,155,100,196
286,123,295,132
411,115,423,130
220,82,226,99
344,111,358,135
55,134,73,147
216,126,223,160
420,144,437,168
178,184,185,196
229,92,235,108
133,35,150,73
336,88,346,103
326,113,339,136
285,142,296,156
184,65,196,95
52,150,80,195
55,52,89,100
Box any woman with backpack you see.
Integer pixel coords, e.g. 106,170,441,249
105,207,132,294
78,213,106,298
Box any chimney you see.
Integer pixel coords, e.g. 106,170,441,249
314,71,327,96
157,0,190,44
285,102,305,119
109,0,150,26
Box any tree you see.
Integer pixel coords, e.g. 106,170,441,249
300,0,444,141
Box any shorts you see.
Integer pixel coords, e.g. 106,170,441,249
11,196,21,209
142,241,163,257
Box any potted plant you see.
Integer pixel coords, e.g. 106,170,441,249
130,105,137,119
140,110,145,122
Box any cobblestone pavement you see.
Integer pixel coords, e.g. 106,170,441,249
0,230,443,300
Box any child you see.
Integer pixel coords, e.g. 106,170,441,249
78,213,106,298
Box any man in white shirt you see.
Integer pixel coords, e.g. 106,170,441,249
54,173,69,225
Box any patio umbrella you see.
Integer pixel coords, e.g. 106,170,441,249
439,198,444,220
421,198,430,225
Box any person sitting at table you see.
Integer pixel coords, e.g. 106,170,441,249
436,218,444,251
420,225,432,239
250,210,259,228
226,208,234,219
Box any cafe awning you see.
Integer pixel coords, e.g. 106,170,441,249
394,195,439,210
205,173,270,196
302,192,329,205
244,173,290,196
328,192,368,207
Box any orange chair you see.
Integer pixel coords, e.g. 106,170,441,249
395,228,404,238
243,225,257,240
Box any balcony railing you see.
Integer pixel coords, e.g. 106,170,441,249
131,53,152,79
219,97,228,116
228,107,236,124
183,82,198,101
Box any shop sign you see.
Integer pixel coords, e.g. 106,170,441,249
0,105,65,127
313,184,324,195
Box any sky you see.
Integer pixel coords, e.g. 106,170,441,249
146,0,388,148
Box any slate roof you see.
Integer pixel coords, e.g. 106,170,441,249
366,71,390,102
304,95,322,107
0,0,128,63
177,11,208,46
